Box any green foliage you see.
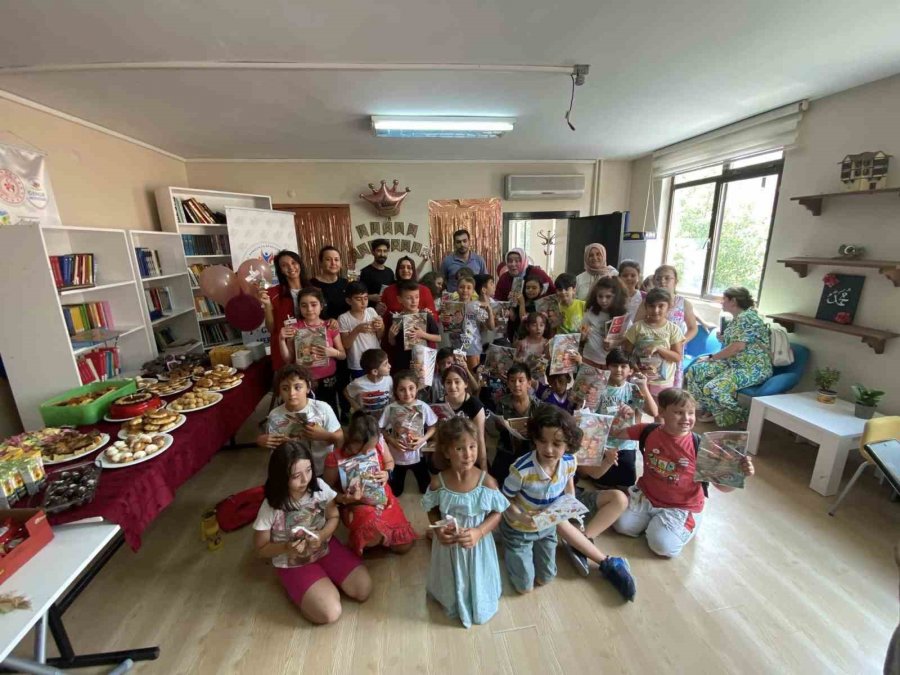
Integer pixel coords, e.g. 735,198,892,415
814,367,841,391
851,384,885,407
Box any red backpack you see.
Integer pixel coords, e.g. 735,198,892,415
214,485,265,532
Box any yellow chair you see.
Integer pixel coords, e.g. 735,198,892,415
829,416,900,516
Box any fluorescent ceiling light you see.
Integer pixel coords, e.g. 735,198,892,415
371,116,516,138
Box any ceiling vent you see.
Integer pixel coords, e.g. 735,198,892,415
505,174,585,200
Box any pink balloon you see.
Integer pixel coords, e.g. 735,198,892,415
199,265,240,306
225,293,265,332
237,258,275,296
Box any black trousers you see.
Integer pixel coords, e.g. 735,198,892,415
390,460,431,496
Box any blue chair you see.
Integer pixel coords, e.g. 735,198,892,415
682,324,723,372
737,343,810,399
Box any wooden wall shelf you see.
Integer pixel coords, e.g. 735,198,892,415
790,187,900,216
769,312,898,354
777,257,900,286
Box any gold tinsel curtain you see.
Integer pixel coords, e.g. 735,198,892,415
274,205,354,280
428,198,502,278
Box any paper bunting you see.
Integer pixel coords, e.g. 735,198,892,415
356,223,369,239
383,221,394,235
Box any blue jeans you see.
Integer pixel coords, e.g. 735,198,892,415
500,519,557,592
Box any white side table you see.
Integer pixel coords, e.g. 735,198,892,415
746,391,879,496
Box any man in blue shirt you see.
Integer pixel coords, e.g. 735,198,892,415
440,229,488,292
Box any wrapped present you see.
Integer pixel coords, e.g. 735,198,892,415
694,431,749,488
411,345,437,387
388,404,425,448
267,409,309,438
484,344,516,380
440,301,466,332
535,296,561,329
401,312,428,350
570,366,610,411
430,403,456,421
294,326,328,368
549,333,580,375
531,494,590,530
338,448,388,507
573,410,615,466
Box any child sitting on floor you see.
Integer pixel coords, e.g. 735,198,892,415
324,412,417,556
609,388,754,557
344,348,393,417
500,406,636,601
537,372,575,414
422,417,509,628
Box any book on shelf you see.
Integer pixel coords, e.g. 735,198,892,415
194,295,224,318
134,247,164,278
181,234,231,256
144,287,174,320
61,301,115,336
200,322,241,346
76,345,121,384
175,197,226,225
49,253,95,290
187,263,210,287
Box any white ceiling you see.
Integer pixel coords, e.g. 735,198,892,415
2,0,900,161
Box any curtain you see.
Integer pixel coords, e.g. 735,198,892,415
273,205,354,280
428,198,502,278
651,100,807,177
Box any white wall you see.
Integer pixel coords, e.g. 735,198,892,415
760,74,900,412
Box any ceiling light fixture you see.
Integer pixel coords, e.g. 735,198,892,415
371,116,516,139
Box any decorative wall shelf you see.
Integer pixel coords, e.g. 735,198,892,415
790,187,900,216
777,257,900,286
769,312,898,354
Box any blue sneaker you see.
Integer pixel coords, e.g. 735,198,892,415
599,556,636,602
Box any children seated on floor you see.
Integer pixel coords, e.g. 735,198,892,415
344,348,393,417
622,288,685,401
489,362,546,486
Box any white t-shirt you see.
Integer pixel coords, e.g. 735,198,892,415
267,401,341,475
338,308,380,370
379,400,438,465
345,374,393,416
252,478,337,568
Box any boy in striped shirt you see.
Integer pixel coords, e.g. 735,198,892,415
500,406,636,601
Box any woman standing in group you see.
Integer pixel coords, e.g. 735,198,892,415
494,248,555,301
261,250,309,372
575,244,618,301
310,246,349,321
379,255,438,321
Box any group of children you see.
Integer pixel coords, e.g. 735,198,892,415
252,254,753,628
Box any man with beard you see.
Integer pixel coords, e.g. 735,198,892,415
441,229,488,292
360,238,394,307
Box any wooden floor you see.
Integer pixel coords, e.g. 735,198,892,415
20,410,900,674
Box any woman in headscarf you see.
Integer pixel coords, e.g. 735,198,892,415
575,243,618,301
494,248,556,301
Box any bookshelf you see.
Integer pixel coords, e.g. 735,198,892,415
126,230,203,357
0,224,156,429
154,186,272,349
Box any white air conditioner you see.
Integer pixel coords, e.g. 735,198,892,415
505,174,586,200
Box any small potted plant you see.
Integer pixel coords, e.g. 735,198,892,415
815,367,841,404
851,384,885,419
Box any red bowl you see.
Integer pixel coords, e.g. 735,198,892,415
109,392,162,419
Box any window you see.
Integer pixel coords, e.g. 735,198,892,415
664,150,783,301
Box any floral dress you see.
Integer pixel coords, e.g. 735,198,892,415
686,308,773,427
667,295,688,388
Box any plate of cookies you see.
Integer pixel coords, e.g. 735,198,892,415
33,429,110,466
135,376,158,390
98,433,174,468
167,391,223,413
147,378,192,397
192,364,237,380
118,410,186,439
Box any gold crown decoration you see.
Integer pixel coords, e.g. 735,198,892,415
359,179,411,217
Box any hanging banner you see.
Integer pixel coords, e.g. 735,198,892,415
0,138,62,228
225,206,295,347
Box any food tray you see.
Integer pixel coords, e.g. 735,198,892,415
103,400,167,422
97,434,175,469
118,414,186,439
42,432,109,466
41,461,101,513
168,392,223,413
39,379,137,427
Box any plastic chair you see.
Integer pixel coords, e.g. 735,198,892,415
737,343,810,398
828,416,900,515
682,324,723,371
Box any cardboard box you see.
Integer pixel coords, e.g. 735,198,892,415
0,509,54,585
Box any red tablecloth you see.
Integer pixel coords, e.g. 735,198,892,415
47,360,272,550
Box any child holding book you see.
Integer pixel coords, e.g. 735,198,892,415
490,363,547,486
453,275,495,371
508,275,545,339
257,365,344,476
253,441,371,625
380,369,438,496
344,348,393,417
554,273,586,334
324,412,417,556
581,277,628,367
500,406,636,600
422,417,509,628
609,388,754,557
279,287,346,411
338,281,384,379
644,265,698,387
385,280,442,372
514,312,550,381
621,288,685,399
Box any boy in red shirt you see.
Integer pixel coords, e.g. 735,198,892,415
609,388,754,557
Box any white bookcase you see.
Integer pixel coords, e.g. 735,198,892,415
154,187,272,349
0,224,155,429
126,230,202,357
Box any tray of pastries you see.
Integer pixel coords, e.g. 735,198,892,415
119,410,186,439
147,378,192,397
1,428,110,465
99,433,174,468
191,364,237,380
167,391,223,413
192,370,243,393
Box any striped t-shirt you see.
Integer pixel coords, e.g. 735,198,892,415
502,451,577,533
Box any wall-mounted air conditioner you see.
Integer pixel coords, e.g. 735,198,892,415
505,174,586,200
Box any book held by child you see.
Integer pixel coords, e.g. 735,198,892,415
337,448,388,507
549,333,580,375
573,410,615,466
694,431,750,488
294,326,328,368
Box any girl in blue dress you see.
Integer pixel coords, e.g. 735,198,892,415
422,417,509,628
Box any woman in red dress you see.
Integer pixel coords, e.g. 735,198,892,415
260,250,309,372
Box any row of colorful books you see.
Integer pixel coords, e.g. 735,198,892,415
61,301,114,336
76,346,120,385
49,253,95,290
174,197,225,225
187,263,210,287
194,295,224,318
201,322,240,346
134,247,163,278
181,234,230,256
144,287,173,320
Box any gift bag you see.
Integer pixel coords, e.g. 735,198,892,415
294,326,328,368
549,333,580,375
573,410,615,466
401,312,428,350
694,431,749,488
338,448,387,507
389,403,425,448
484,344,516,379
411,344,437,387
570,366,610,411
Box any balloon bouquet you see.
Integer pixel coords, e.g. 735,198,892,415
198,260,275,332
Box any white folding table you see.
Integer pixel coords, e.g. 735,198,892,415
0,521,158,673
746,391,879,496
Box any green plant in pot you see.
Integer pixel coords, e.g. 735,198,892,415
815,367,841,404
851,384,885,419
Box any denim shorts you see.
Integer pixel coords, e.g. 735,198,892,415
499,519,558,592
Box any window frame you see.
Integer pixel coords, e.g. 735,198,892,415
662,154,784,302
